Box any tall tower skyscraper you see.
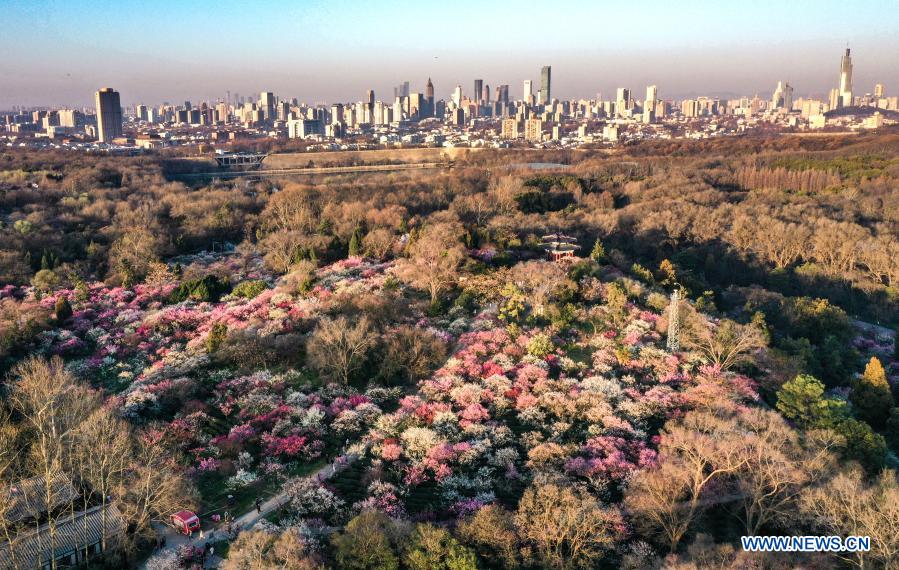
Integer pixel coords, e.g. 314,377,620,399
643,85,657,123
539,66,551,104
260,92,276,121
616,88,631,117
839,48,853,108
425,78,435,118
523,80,533,102
474,79,483,103
874,83,884,99
94,87,122,143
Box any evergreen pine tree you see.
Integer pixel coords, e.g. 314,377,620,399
590,239,606,262
54,296,73,322
851,357,894,428
348,228,361,257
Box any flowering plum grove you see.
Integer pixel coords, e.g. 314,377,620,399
2,248,897,569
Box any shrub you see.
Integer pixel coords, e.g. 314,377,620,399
31,269,60,292
54,296,72,322
206,323,227,354
232,279,268,299
170,275,231,303
527,333,554,358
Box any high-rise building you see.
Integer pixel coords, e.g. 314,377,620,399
524,118,543,142
136,104,148,121
330,104,344,125
483,84,491,104
409,93,423,120
394,81,410,98
874,83,884,99
501,118,519,139
681,99,699,118
523,80,533,102
424,78,435,118
539,66,551,105
643,85,657,123
771,81,793,111
260,92,276,121
828,88,841,110
452,85,463,107
474,79,484,103
287,118,323,139
94,87,122,143
616,88,631,117
58,109,85,128
839,48,853,108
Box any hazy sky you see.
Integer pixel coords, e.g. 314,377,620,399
2,0,898,108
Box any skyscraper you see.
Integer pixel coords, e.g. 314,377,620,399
874,83,884,99
474,79,483,103
839,48,853,108
523,80,533,102
425,78,435,118
616,88,631,117
643,85,657,123
770,81,793,111
539,66,551,104
94,87,122,143
260,92,276,121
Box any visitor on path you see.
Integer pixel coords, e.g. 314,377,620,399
255,497,262,513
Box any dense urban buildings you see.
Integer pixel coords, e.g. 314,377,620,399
2,50,896,154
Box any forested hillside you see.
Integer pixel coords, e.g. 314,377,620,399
1,133,897,568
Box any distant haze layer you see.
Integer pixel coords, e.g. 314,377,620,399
1,0,898,107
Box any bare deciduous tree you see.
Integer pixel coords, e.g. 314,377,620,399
510,261,573,316
515,479,621,569
362,228,395,260
307,316,376,385
625,411,751,552
734,409,837,535
682,310,766,370
801,466,899,569
395,222,465,306
7,357,97,570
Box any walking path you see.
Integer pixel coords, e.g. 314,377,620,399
139,453,356,569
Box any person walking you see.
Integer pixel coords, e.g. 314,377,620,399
255,497,262,514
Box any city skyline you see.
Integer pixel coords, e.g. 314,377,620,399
2,0,899,108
